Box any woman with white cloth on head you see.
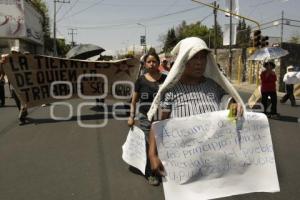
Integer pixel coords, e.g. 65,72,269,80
146,37,245,176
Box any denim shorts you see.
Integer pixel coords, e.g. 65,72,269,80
138,113,151,140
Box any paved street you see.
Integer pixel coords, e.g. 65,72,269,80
0,88,299,200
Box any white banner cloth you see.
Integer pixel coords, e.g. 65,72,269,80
223,24,237,46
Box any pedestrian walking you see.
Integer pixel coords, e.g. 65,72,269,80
260,61,279,119
158,58,169,75
146,37,244,176
1,48,28,125
280,65,298,106
127,49,166,186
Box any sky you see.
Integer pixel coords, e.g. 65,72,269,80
44,0,300,55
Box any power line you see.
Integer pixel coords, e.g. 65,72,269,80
53,0,70,56
157,0,180,16
285,18,300,23
57,0,80,22
251,18,300,30
56,4,63,14
249,0,278,7
257,22,300,32
142,5,205,22
285,24,300,28
65,5,205,29
249,0,287,7
57,0,105,23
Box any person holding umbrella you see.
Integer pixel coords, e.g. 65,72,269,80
260,61,279,119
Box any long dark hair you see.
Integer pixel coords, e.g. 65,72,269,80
143,49,160,64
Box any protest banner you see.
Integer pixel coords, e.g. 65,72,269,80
2,54,139,108
122,126,146,175
152,110,279,200
248,86,261,109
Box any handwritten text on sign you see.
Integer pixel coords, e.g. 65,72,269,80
122,126,146,175
152,111,279,200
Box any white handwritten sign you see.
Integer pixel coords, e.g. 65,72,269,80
122,126,146,175
152,110,280,200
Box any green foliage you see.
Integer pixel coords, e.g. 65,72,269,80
31,0,50,37
209,23,223,48
57,39,71,56
31,0,70,56
163,28,177,52
288,34,300,44
162,20,223,53
178,21,209,42
236,19,251,48
31,0,52,53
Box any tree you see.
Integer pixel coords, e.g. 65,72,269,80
209,22,223,48
177,21,210,44
236,19,251,48
31,0,70,56
289,33,300,44
31,1,50,34
161,21,223,53
163,28,178,53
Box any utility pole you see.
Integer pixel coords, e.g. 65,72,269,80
68,28,77,47
53,0,70,56
213,1,218,59
191,0,260,29
281,10,284,45
229,0,233,79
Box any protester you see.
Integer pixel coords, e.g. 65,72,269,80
260,61,279,118
127,49,166,186
146,37,244,176
280,65,299,106
138,54,146,76
158,58,169,75
1,48,28,124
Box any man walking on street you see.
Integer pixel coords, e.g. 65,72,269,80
280,65,298,106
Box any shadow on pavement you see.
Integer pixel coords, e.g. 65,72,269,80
90,105,114,112
275,115,299,123
0,105,17,108
23,113,114,125
128,166,145,177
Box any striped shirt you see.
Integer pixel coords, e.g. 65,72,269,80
160,78,226,118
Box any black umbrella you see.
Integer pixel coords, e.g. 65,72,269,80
66,44,105,60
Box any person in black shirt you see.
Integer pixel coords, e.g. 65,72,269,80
127,50,166,186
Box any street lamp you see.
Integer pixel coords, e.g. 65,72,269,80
137,23,147,53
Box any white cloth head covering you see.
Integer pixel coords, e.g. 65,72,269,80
147,37,245,121
287,65,294,71
10,46,20,53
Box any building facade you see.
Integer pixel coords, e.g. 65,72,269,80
0,0,44,54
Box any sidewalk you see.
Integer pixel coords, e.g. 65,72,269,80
231,80,298,99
